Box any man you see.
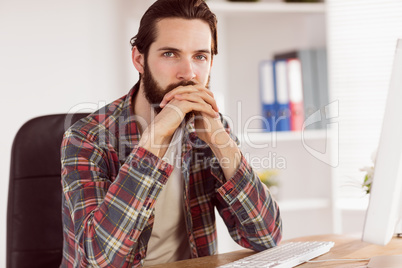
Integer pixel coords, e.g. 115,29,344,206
60,0,282,267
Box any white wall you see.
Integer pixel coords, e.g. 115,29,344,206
0,0,147,265
327,0,402,233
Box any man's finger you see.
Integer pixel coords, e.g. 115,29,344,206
160,84,213,107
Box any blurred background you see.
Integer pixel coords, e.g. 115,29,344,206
1,0,402,266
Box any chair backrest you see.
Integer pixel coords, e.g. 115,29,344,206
7,113,88,268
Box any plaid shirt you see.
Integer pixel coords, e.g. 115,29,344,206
60,86,282,268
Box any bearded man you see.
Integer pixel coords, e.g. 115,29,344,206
60,0,282,267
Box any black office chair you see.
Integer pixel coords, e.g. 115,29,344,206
7,113,88,268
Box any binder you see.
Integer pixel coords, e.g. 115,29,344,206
274,60,291,131
298,49,320,130
275,49,328,130
259,60,276,132
316,48,329,129
287,58,305,131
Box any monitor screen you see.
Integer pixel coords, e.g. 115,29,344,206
362,39,402,245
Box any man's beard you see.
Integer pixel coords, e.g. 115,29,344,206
142,61,210,114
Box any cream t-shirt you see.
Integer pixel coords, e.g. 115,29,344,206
144,128,191,266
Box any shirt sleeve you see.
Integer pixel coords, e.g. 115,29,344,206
61,127,173,267
211,119,282,251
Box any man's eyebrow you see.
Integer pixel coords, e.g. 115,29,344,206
196,49,212,54
157,47,211,54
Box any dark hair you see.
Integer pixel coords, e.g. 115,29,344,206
130,0,218,57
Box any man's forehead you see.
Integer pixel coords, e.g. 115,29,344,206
152,18,212,51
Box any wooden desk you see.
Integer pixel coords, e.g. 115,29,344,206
145,234,402,268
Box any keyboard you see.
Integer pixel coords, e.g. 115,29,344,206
218,241,335,268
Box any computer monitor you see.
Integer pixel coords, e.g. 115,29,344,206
362,39,402,246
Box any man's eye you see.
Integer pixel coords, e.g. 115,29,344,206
163,52,175,58
195,55,207,61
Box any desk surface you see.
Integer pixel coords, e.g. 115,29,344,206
145,234,402,268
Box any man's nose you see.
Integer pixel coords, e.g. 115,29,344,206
177,58,196,81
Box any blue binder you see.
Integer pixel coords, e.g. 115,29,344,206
259,61,276,132
274,60,291,131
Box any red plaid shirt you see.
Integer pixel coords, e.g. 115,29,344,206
60,86,282,267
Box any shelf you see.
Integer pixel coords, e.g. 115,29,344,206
207,1,325,14
277,198,330,211
238,129,329,143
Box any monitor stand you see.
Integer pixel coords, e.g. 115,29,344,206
395,218,402,235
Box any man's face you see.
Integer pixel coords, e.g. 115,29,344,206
142,18,213,112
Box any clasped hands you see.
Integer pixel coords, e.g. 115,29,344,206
139,84,232,158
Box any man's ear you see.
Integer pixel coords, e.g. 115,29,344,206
132,46,145,74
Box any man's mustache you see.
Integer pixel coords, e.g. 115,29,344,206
164,80,197,94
